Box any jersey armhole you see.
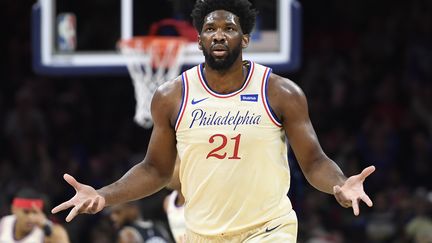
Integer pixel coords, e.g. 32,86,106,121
260,68,283,127
175,71,190,131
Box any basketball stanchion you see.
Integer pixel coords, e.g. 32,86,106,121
118,36,187,128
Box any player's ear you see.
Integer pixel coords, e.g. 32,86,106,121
242,34,250,49
11,206,17,214
198,35,203,50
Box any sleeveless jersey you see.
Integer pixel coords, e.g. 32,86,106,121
121,220,172,243
165,191,186,243
0,215,44,243
175,61,293,235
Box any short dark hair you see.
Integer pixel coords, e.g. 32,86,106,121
14,187,50,211
15,188,42,199
191,0,258,34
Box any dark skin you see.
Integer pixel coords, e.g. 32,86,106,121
52,10,375,222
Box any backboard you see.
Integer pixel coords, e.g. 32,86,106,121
32,0,301,76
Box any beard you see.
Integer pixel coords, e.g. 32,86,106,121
202,42,242,71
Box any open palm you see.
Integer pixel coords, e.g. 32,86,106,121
333,165,375,216
51,174,106,222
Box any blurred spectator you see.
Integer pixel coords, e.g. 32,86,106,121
405,188,432,243
4,85,49,180
0,187,70,243
109,202,173,243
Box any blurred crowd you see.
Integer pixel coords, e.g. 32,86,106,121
1,0,431,242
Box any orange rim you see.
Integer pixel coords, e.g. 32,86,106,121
118,36,187,68
118,36,186,51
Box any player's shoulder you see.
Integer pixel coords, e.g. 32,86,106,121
0,214,14,224
0,215,7,229
151,76,183,123
268,72,305,99
155,75,183,98
152,75,183,107
265,72,308,119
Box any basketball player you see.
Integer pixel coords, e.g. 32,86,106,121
52,0,376,242
0,188,70,243
109,202,172,243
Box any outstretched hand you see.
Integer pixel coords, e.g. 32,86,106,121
51,174,106,222
333,165,375,216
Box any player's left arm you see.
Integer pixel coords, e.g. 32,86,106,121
267,74,375,215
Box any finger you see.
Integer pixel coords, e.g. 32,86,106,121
65,199,90,222
333,185,349,202
361,194,373,207
352,198,360,216
359,166,376,180
89,197,100,213
333,186,349,208
66,205,79,222
64,174,81,191
52,201,74,214
341,202,351,208
80,199,92,213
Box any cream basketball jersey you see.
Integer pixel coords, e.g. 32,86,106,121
0,215,44,243
175,61,293,235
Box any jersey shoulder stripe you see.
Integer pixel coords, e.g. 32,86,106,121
260,67,282,127
175,71,190,131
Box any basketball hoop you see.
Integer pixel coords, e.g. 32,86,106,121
118,36,187,128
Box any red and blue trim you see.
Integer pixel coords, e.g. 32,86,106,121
261,68,282,127
175,71,189,131
197,61,255,98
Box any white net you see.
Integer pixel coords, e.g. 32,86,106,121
119,37,187,128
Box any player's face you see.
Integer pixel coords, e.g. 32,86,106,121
199,10,249,70
12,207,39,233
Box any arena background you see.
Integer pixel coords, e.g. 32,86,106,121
1,0,431,242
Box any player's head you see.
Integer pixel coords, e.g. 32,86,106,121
191,0,257,70
11,188,45,234
191,0,257,35
109,202,141,229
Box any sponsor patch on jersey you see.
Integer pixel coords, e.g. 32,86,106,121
240,94,258,102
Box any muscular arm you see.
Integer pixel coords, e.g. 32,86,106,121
268,74,346,194
165,156,181,191
97,79,181,206
51,78,183,222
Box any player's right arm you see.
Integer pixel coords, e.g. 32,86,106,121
51,77,182,222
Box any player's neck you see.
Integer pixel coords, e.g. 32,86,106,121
203,58,247,94
14,224,30,241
